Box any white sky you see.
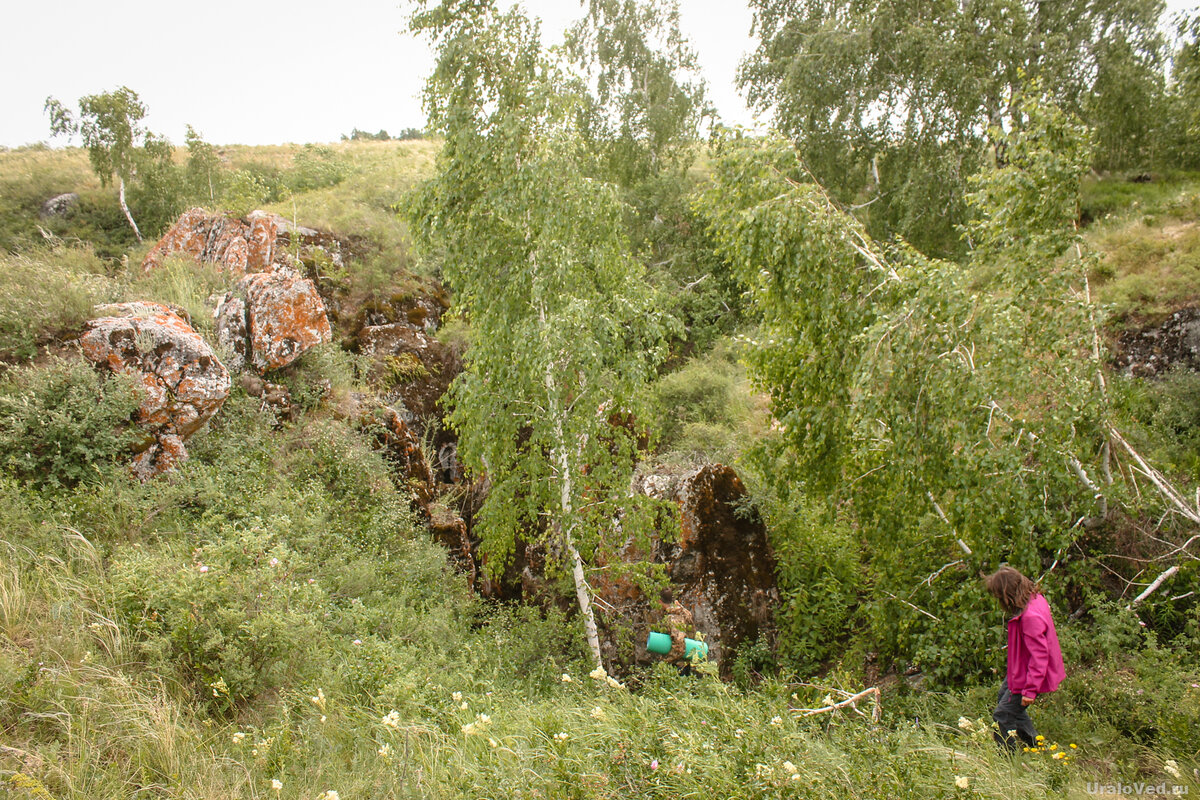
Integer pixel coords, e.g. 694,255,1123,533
2,0,1195,149
0,0,759,148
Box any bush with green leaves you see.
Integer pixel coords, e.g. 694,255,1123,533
288,145,350,193
110,525,327,710
652,341,752,460
0,358,141,488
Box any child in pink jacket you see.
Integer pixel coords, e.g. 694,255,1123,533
985,566,1066,750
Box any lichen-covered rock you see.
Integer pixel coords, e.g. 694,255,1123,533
142,208,254,273
358,322,461,421
216,269,332,374
214,294,250,372
142,208,356,282
79,302,230,478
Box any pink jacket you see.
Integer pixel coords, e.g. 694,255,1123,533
1007,593,1066,699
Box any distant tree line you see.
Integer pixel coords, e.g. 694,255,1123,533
342,127,426,141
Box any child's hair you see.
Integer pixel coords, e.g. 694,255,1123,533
660,588,674,605
985,566,1037,616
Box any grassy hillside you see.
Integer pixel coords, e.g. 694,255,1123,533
1,142,1198,799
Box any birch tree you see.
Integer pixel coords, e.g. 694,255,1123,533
45,87,164,242
408,0,668,667
697,94,1135,683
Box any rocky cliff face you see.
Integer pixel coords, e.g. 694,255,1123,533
604,465,779,673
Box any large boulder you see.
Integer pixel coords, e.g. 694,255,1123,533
78,302,230,479
40,192,79,219
142,208,260,274
215,269,333,373
142,208,355,279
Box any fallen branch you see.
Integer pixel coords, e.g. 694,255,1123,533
883,590,942,622
1111,428,1200,526
1129,566,1180,608
793,686,882,722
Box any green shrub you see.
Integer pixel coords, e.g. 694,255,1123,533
652,341,752,459
221,169,275,217
0,358,141,488
288,145,350,193
110,526,326,711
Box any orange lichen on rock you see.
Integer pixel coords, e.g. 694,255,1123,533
79,302,231,478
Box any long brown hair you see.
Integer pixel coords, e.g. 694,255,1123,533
985,566,1037,616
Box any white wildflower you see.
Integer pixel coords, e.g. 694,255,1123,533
232,731,246,743
452,691,462,703
459,701,469,710
1165,760,1181,779
553,732,569,741
477,713,491,725
378,743,393,757
782,761,798,775
462,722,479,735
381,709,400,729
560,673,573,683
310,688,326,710
321,792,340,800
590,706,605,720
268,557,280,567
488,737,499,748
270,778,282,792
957,716,974,731
769,716,783,726
198,565,209,573
955,776,970,789
589,666,608,681
605,675,624,689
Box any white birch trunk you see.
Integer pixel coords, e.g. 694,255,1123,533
118,177,143,242
541,305,603,668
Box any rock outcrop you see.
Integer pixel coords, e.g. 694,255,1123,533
1113,308,1200,377
142,208,356,282
599,464,779,672
79,302,230,479
357,321,460,422
215,270,333,374
460,463,779,673
39,192,79,219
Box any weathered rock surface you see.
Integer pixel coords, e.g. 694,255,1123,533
39,192,79,219
215,269,333,374
600,464,779,672
1113,308,1200,377
79,302,230,478
357,321,460,422
142,208,259,274
142,208,355,280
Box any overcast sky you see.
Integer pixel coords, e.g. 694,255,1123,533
2,0,1195,149
0,0,758,148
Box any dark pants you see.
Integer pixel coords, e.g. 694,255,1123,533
993,679,1038,750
